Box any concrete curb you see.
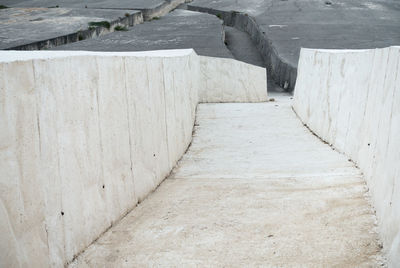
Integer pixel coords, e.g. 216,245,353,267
4,11,143,50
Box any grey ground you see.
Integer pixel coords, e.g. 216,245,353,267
187,0,400,67
53,9,234,59
0,8,136,50
0,0,164,9
224,26,264,67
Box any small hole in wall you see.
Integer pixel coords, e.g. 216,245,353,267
61,211,64,216
153,154,156,157
102,185,105,189
368,143,370,146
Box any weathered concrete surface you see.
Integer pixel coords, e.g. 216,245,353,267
1,0,169,9
199,56,267,102
293,46,400,266
0,0,188,20
54,10,233,59
185,0,400,90
0,7,142,50
0,49,266,267
70,99,384,267
224,26,264,67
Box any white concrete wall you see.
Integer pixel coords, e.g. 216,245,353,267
0,49,267,267
293,46,400,266
199,56,267,103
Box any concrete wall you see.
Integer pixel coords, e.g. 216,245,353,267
0,49,267,267
293,46,400,266
199,56,267,102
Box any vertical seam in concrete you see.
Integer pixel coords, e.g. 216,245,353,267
31,61,42,157
34,58,67,264
161,59,171,169
144,58,156,182
94,57,106,201
371,52,391,168
385,51,400,205
31,59,49,264
122,57,137,202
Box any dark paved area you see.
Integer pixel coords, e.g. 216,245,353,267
224,26,264,67
224,25,286,93
0,7,137,50
188,0,400,67
0,0,164,9
53,9,233,59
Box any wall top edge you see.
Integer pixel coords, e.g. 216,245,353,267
300,46,399,54
0,49,197,63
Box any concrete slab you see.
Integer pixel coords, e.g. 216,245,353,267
0,7,141,49
53,10,233,59
0,0,186,20
70,100,384,267
0,0,163,9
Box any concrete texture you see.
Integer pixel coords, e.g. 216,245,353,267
0,7,142,50
0,49,267,267
293,46,400,266
70,100,384,267
184,0,400,90
223,26,287,94
0,0,171,10
199,55,267,102
0,0,188,20
53,9,233,59
224,26,264,67
0,0,189,50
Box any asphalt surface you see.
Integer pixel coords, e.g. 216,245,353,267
53,9,233,59
0,7,137,49
0,0,164,9
224,26,264,67
188,0,400,67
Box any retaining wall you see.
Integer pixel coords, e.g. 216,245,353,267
185,4,297,92
0,49,266,267
199,56,267,102
293,46,400,266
